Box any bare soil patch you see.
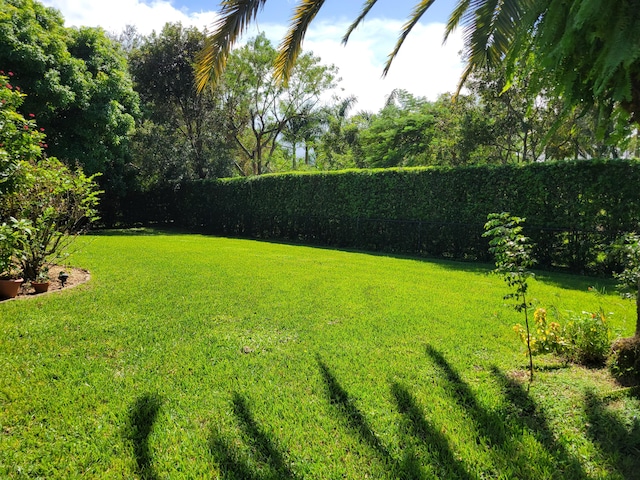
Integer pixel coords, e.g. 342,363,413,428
6,265,90,300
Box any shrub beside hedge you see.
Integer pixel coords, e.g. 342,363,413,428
120,159,640,273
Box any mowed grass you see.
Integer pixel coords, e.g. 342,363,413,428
1,231,639,479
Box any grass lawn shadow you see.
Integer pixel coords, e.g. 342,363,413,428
584,389,640,479
390,382,473,479
126,393,163,480
317,355,423,479
208,392,298,480
489,365,589,479
426,345,590,479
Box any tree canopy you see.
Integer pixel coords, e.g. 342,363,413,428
0,0,140,223
128,22,233,184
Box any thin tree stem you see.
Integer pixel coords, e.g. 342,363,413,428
523,291,533,381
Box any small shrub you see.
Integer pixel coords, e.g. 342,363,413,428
1,158,101,280
609,336,640,384
564,309,610,365
515,307,611,366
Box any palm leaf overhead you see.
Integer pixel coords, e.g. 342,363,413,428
196,0,640,122
195,0,267,92
274,0,326,84
446,0,531,93
196,0,523,91
342,0,380,44
382,0,437,77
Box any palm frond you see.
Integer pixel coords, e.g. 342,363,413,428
453,0,532,94
342,0,379,44
444,0,471,41
382,0,437,77
274,0,326,84
195,0,267,92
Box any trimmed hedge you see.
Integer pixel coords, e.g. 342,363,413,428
120,159,640,272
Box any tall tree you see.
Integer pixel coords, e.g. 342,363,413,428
0,0,140,223
355,90,494,168
128,22,233,184
314,95,367,170
196,1,640,125
221,33,336,175
467,65,635,163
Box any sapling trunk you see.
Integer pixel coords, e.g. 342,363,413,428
523,291,534,381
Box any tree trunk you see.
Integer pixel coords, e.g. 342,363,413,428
292,140,297,169
636,278,640,337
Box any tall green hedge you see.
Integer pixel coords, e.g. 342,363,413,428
121,159,640,273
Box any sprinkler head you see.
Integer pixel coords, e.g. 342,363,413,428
58,271,69,287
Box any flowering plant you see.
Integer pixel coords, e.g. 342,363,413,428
0,217,31,279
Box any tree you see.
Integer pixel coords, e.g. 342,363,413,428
354,90,494,168
0,0,139,223
0,72,101,281
196,1,640,125
614,233,640,338
360,91,435,168
128,23,233,184
221,33,337,175
484,213,536,381
281,103,325,169
314,95,368,170
466,65,634,163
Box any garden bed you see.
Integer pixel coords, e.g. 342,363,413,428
2,265,90,300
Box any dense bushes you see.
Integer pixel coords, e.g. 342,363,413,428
122,159,640,273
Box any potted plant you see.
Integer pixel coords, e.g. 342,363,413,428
0,218,31,299
31,266,50,294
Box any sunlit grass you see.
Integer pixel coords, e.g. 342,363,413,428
1,231,639,478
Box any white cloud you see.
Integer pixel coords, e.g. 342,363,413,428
41,0,218,34
251,19,465,113
41,0,465,113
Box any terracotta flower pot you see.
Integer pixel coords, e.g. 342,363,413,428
32,281,50,294
0,278,24,299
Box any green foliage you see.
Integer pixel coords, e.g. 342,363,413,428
525,0,640,123
0,217,30,278
613,233,640,294
127,23,233,185
0,72,44,193
612,232,640,337
563,309,611,366
0,0,139,222
1,158,101,280
484,212,536,380
483,213,535,308
516,307,612,366
610,336,640,384
222,33,337,175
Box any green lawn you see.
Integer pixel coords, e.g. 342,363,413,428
1,231,639,479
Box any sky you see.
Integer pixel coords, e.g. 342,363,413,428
40,0,465,113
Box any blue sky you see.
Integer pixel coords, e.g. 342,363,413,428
42,0,464,112
178,0,451,24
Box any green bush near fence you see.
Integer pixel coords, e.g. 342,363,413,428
121,159,640,273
